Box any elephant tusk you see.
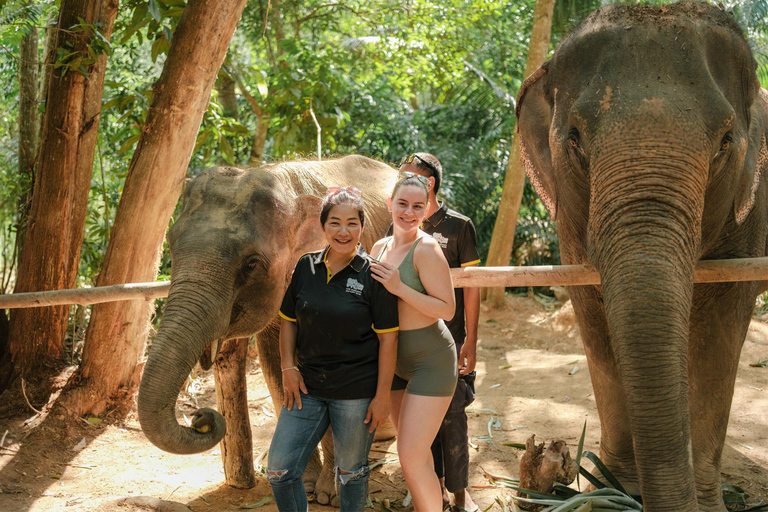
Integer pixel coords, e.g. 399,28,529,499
211,339,219,363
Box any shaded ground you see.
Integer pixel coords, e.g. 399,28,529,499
1,295,767,511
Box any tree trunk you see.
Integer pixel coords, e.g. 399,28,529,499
37,9,58,148
65,0,249,416
18,11,38,204
483,0,556,306
217,75,239,120
248,113,270,166
8,0,119,377
213,338,255,488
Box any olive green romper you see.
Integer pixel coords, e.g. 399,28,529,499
378,237,458,397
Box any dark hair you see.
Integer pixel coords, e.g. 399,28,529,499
320,187,366,227
391,175,430,202
410,152,443,194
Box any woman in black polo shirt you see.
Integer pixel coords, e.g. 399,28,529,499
267,186,399,512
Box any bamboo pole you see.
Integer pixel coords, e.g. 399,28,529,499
1,257,767,309
0,282,171,308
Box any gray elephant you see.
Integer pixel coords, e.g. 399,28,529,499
137,155,397,501
517,3,767,511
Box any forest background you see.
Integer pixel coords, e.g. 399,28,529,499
0,0,767,411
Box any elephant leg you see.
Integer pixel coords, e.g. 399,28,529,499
569,286,638,494
255,321,283,413
255,319,324,493
687,282,756,512
213,337,255,489
315,429,340,507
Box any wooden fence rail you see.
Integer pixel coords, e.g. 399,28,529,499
1,257,766,309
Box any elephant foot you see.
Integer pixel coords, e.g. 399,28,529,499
695,474,728,512
302,448,322,493
314,461,339,507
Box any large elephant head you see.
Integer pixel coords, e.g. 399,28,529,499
517,3,767,509
137,156,396,455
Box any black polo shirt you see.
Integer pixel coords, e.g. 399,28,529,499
279,245,399,400
388,202,480,345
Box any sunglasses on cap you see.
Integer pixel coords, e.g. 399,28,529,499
326,186,362,198
400,154,439,176
398,171,431,188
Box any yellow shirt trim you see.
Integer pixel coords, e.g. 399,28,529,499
372,325,400,334
460,259,481,267
279,311,297,322
324,250,356,284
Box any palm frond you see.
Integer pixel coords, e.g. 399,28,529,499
0,3,47,36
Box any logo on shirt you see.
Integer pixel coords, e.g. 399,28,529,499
346,278,364,295
432,232,449,249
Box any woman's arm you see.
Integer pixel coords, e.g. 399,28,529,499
278,318,307,411
364,331,398,432
370,239,455,320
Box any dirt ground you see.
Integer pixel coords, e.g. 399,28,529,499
1,295,767,512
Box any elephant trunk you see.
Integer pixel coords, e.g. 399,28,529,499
589,141,708,510
138,271,233,454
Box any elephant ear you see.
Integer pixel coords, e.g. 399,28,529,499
292,194,326,256
517,61,558,220
734,88,768,225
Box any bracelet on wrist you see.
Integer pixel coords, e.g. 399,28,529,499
281,366,299,372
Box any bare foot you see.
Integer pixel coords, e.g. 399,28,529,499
452,489,478,512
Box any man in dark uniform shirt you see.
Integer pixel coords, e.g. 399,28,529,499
395,153,481,512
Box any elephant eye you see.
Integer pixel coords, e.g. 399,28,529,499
246,256,262,271
244,252,271,273
718,133,733,153
568,128,581,148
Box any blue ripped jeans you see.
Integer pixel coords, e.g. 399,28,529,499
267,394,375,512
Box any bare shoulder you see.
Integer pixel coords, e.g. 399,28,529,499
415,235,447,263
371,237,387,254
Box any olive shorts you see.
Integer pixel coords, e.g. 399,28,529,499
392,321,458,397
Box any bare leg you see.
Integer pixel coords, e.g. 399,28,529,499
452,489,477,511
438,478,450,508
389,389,405,431
396,393,452,512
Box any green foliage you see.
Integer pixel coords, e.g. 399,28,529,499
54,18,113,77
2,0,768,313
0,2,46,37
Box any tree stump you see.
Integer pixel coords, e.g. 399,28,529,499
517,434,579,510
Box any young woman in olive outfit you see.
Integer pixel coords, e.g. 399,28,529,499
267,187,399,512
370,175,457,512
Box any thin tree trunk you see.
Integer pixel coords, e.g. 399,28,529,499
216,75,239,120
230,71,269,166
8,0,119,377
65,0,249,416
18,11,38,196
14,4,43,263
37,9,58,148
249,112,270,166
483,0,556,306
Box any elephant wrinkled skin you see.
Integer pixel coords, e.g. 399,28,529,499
517,3,768,511
137,156,397,503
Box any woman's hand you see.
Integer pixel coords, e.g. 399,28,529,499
370,261,403,296
282,369,308,411
364,394,391,433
